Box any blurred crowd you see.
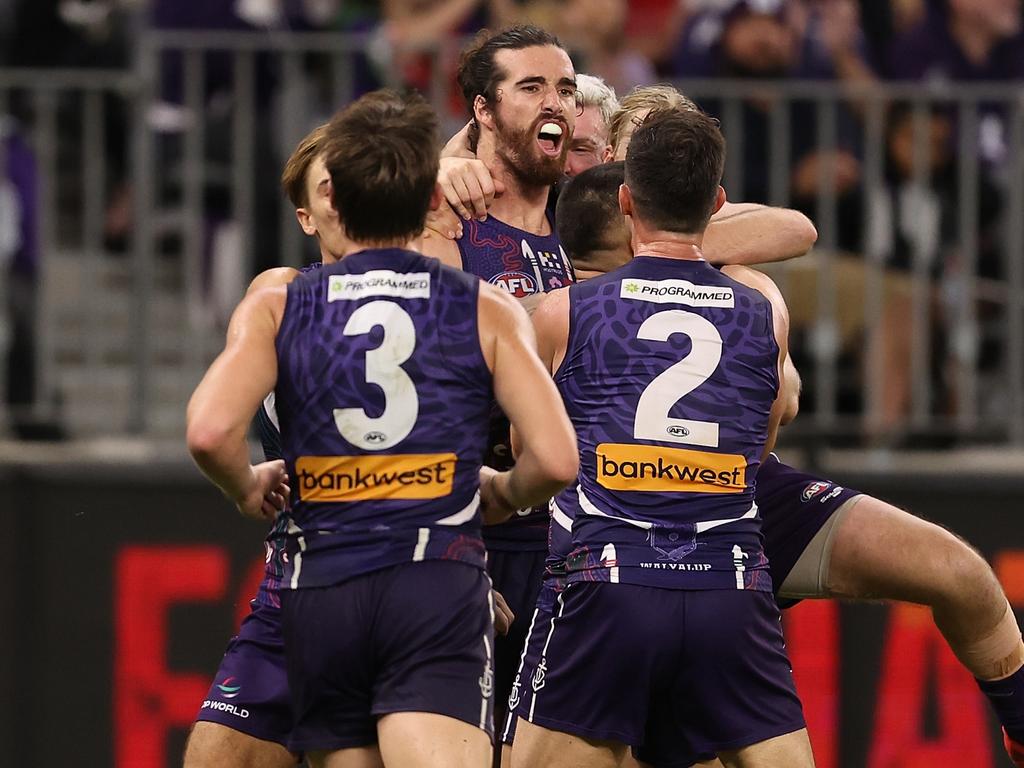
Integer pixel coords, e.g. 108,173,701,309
0,0,1022,441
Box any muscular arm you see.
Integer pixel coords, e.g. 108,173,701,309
246,266,300,294
478,284,577,515
186,287,287,514
703,202,817,266
721,265,792,458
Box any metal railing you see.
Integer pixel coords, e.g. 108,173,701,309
0,32,1021,447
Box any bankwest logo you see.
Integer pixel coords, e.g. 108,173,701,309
328,270,431,301
297,453,456,501
620,278,734,307
596,443,745,493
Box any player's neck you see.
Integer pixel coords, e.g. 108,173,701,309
631,221,706,262
488,180,552,234
345,236,420,256
479,142,553,235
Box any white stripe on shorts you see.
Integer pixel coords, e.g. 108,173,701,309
528,590,567,723
412,527,430,562
502,606,541,742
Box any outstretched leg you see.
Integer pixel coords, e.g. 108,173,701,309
825,495,1024,764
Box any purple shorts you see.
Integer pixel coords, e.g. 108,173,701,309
503,578,561,745
194,603,294,748
486,547,548,729
279,561,495,754
757,454,861,596
520,582,805,756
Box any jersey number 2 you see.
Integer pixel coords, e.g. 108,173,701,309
334,300,418,451
633,309,722,448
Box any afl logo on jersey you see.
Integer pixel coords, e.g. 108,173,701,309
666,425,690,438
364,431,387,445
801,481,831,502
489,271,538,298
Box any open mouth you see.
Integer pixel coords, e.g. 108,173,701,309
536,121,565,157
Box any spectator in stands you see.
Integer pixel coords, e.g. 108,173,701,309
859,102,1003,439
668,0,868,249
560,0,657,95
885,0,1024,167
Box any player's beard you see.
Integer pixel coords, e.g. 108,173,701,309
493,111,567,188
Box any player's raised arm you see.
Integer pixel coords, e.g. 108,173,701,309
703,201,817,266
186,286,288,518
477,282,577,521
722,264,792,458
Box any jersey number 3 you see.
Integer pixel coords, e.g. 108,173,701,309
334,300,418,451
633,309,722,448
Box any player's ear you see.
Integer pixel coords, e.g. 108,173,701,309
428,182,444,212
618,183,633,217
601,144,614,163
474,95,494,130
712,185,727,216
295,207,317,236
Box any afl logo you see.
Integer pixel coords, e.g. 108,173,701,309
666,425,690,438
801,481,831,502
489,271,537,298
364,431,387,445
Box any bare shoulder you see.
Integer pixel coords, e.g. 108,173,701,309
532,285,570,328
236,284,289,330
721,265,784,302
721,265,790,325
478,281,528,327
246,266,301,294
420,232,462,270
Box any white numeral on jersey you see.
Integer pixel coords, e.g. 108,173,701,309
334,300,418,450
633,309,722,447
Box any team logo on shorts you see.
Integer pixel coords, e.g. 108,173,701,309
479,667,494,699
216,677,241,699
801,481,831,502
489,271,538,298
531,660,547,693
508,676,522,711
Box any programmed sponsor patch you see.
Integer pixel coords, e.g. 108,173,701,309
328,270,431,301
620,278,734,307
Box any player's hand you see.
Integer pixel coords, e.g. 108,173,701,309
493,589,515,636
439,157,505,221
441,120,476,159
424,201,464,241
479,466,517,525
237,459,290,522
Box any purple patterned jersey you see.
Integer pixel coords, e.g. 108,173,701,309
457,213,576,550
249,262,321,609
559,256,779,591
274,249,493,589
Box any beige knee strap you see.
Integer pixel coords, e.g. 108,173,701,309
961,600,1024,681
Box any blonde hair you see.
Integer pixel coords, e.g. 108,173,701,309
576,74,619,129
281,123,330,208
608,85,699,154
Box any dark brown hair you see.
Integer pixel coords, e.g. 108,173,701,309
457,25,564,151
556,161,626,267
281,123,329,208
624,107,725,234
321,90,439,244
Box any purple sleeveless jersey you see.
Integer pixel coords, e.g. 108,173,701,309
559,256,779,591
235,261,321,609
274,249,493,589
457,213,576,549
